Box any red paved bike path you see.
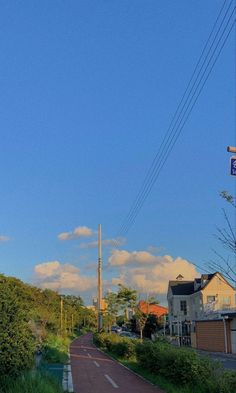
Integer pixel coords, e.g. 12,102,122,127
70,333,165,393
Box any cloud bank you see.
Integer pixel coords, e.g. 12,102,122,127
109,249,199,294
0,235,10,242
34,261,96,292
80,237,125,249
58,226,94,241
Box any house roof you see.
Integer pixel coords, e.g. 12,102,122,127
169,272,236,296
201,274,214,281
138,300,168,317
169,281,195,295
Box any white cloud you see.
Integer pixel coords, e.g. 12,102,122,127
109,249,163,266
80,237,125,249
109,250,199,295
0,235,10,242
58,226,94,241
34,261,96,292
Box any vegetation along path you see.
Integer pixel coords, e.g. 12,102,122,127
70,333,165,393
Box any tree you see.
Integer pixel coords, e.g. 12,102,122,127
117,285,137,319
143,314,159,338
135,309,148,341
0,283,35,375
103,292,119,332
208,191,236,284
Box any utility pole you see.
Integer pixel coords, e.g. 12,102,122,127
71,314,74,334
97,224,103,332
65,310,67,335
60,296,63,336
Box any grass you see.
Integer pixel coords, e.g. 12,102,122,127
43,334,73,364
0,370,64,393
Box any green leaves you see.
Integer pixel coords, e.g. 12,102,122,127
0,284,35,375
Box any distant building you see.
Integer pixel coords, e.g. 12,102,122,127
138,300,168,318
167,272,236,338
92,297,107,312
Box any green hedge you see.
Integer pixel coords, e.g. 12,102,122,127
135,340,236,393
93,332,136,359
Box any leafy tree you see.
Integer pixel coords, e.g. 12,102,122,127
0,283,35,375
117,285,137,319
143,314,159,338
103,292,120,331
135,309,148,341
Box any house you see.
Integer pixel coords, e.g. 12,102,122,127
167,272,236,339
138,300,168,318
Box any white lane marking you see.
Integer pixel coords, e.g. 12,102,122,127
87,353,92,358
93,361,100,367
104,374,119,388
83,349,87,352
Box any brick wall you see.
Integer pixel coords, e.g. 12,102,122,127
196,320,231,353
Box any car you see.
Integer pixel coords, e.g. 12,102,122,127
111,325,122,333
118,331,137,339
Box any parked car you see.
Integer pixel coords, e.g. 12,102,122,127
118,331,137,339
111,325,122,334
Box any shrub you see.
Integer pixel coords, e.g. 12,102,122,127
43,335,69,363
135,340,224,388
0,284,35,376
93,333,136,359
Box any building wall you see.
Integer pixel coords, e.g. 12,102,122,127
167,294,192,335
201,274,236,311
196,320,231,353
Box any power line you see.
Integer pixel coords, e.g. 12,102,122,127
113,1,236,243
119,1,235,237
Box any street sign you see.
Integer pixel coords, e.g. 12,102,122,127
230,156,236,176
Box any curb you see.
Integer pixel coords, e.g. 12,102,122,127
62,349,74,392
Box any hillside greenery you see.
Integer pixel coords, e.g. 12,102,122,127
0,273,96,378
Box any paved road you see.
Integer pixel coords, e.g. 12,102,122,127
198,351,236,371
70,333,165,393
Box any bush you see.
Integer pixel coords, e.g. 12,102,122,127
43,335,69,363
93,333,136,359
135,340,232,391
0,284,35,376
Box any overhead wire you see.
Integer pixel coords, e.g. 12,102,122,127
112,1,236,245
117,0,230,238
121,11,236,237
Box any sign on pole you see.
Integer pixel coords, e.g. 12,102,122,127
230,156,236,176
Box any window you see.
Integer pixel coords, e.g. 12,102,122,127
207,296,215,303
221,296,231,305
180,300,187,315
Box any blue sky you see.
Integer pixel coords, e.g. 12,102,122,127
0,1,235,304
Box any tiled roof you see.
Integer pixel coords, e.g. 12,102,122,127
138,301,168,317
